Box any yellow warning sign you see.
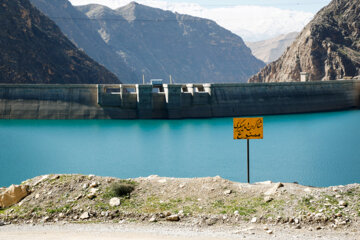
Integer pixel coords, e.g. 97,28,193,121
233,117,263,139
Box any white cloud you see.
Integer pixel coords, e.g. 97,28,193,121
69,0,314,41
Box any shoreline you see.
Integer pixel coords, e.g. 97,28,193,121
1,174,359,228
1,174,360,239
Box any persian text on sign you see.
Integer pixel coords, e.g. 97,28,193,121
233,117,263,139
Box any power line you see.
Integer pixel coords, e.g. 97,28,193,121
48,17,211,22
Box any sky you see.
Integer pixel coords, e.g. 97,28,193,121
69,0,331,41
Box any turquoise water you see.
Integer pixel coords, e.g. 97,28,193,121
0,110,359,187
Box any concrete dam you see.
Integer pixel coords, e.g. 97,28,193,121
0,80,359,119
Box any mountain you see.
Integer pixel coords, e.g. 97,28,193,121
34,1,264,83
246,32,298,63
0,0,120,84
29,0,137,83
249,0,360,83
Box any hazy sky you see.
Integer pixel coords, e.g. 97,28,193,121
133,0,331,12
69,0,331,41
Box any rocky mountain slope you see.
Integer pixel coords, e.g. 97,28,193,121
29,0,137,83
0,0,120,84
249,0,360,82
32,0,264,83
246,32,298,63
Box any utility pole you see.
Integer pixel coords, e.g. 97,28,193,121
169,75,172,84
142,74,145,85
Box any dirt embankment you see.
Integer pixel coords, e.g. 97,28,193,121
0,174,359,232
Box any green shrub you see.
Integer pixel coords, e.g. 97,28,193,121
109,182,135,198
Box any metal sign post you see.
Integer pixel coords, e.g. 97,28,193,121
233,117,263,184
247,139,250,183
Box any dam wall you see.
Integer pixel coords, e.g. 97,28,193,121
0,80,359,119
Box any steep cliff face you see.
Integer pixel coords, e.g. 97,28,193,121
249,0,360,82
0,0,120,84
75,2,265,83
29,0,137,82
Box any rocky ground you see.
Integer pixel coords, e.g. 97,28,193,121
0,174,360,238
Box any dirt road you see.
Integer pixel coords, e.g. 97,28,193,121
0,223,359,240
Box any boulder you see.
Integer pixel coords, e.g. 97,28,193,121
89,188,98,194
80,212,90,219
89,181,99,188
149,217,157,222
264,196,273,203
87,193,96,199
206,217,218,226
109,197,121,207
264,182,284,196
166,214,180,221
223,189,232,195
338,200,348,207
0,185,30,208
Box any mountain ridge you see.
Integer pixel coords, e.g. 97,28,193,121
77,1,265,83
31,0,265,83
0,0,120,84
29,0,138,83
249,0,360,83
246,32,299,63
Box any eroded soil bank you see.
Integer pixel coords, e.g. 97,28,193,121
0,174,359,239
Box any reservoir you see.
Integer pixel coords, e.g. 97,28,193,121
0,110,359,187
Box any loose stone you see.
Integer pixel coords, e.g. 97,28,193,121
338,201,348,207
87,193,96,199
166,214,180,221
206,217,218,226
264,196,273,203
264,182,284,196
149,217,157,222
80,212,90,220
89,188,98,194
335,212,342,217
89,181,99,188
109,197,121,207
224,189,232,195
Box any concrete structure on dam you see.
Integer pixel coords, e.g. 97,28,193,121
0,80,359,119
